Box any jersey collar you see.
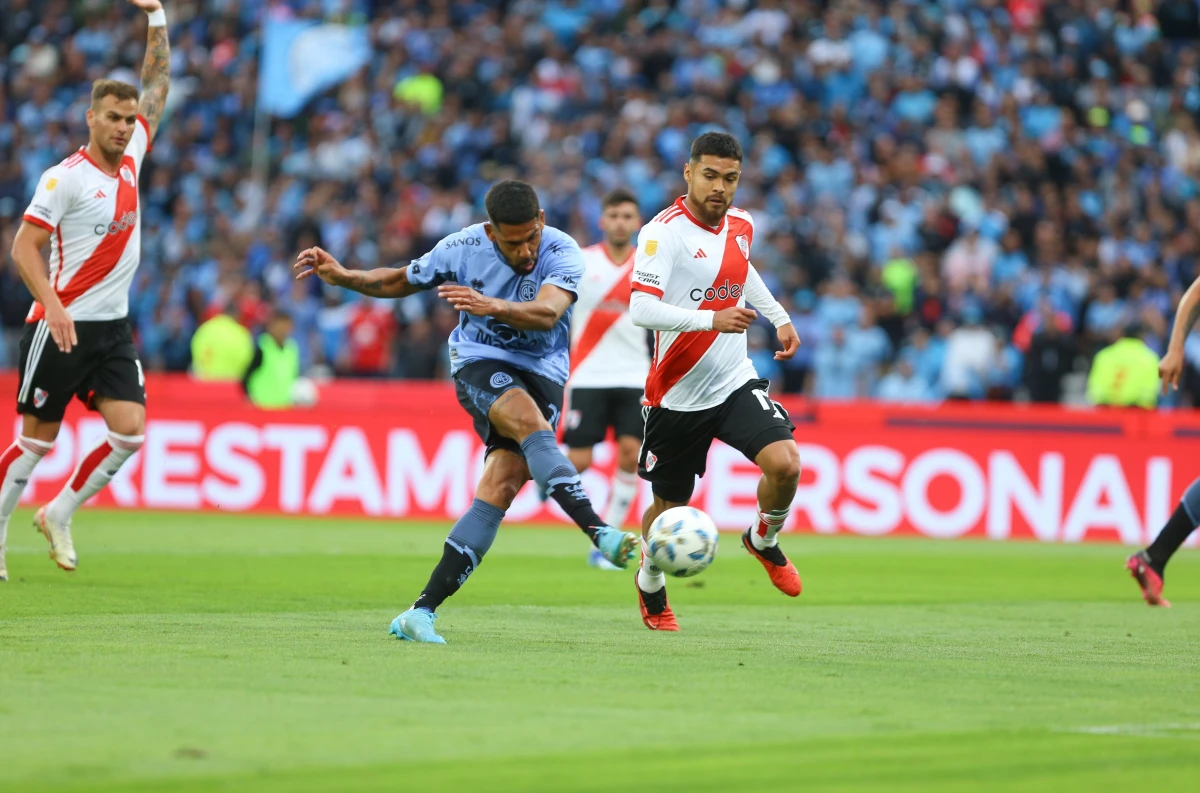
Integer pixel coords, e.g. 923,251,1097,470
675,196,725,235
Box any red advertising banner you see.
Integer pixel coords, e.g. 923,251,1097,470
5,373,1199,545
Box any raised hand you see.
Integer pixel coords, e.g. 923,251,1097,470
294,247,349,286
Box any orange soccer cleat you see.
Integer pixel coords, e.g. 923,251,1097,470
742,528,801,597
635,573,680,631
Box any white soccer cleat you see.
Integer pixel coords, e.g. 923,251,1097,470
34,506,76,572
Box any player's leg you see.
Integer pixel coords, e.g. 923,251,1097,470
391,450,529,644
37,326,147,565
41,397,145,531
0,416,58,581
716,381,802,597
488,379,637,567
9,320,78,574
1127,475,1200,607
563,388,623,569
633,404,717,631
604,388,646,530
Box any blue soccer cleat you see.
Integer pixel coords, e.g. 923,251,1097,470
593,525,638,569
588,547,622,571
389,608,447,644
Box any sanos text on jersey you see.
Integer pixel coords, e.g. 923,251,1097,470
445,236,482,249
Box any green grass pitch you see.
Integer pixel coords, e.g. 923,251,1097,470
2,508,1199,792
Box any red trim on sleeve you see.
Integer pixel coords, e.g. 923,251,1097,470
136,115,153,152
22,214,54,233
631,282,664,298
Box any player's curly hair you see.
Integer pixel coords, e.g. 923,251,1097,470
485,180,541,227
689,132,743,163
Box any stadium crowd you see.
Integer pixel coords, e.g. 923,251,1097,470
3,0,1200,407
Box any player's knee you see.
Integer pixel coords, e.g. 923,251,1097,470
764,447,801,487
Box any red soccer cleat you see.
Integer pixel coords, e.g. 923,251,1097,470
635,573,679,631
742,529,801,597
1126,551,1170,608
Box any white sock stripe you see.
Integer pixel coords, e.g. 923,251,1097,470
107,432,145,451
17,322,49,403
16,437,53,456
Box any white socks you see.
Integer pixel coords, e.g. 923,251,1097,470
637,539,665,593
46,432,142,525
749,507,789,551
603,468,639,528
0,436,54,546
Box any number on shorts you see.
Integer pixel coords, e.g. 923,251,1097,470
752,388,783,419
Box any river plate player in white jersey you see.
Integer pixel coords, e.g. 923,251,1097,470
563,188,650,570
628,132,804,631
0,0,171,582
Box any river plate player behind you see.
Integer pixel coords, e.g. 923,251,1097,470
1127,272,1200,607
1,0,170,582
293,180,639,644
629,132,804,631
563,188,649,571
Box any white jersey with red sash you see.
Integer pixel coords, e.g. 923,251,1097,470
567,243,650,390
631,197,759,411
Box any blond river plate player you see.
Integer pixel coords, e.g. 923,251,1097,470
1,1,171,580
629,132,802,631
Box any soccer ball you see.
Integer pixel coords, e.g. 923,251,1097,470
645,506,718,578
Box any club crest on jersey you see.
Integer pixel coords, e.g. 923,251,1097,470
735,234,750,259
490,372,513,388
644,450,657,471
120,165,135,186
518,280,537,301
33,388,49,408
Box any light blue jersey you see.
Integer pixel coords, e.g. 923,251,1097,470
406,223,583,384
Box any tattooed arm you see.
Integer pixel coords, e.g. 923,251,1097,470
293,247,422,298
1158,277,1200,395
130,0,170,139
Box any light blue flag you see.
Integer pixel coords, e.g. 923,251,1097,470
258,20,370,118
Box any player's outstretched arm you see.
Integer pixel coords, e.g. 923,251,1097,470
11,222,77,353
438,284,571,331
131,0,170,140
745,264,800,359
294,247,421,298
1159,276,1200,394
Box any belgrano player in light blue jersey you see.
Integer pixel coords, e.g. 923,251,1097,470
294,181,639,643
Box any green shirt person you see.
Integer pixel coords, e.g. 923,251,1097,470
1087,325,1160,409
191,312,254,381
242,311,300,409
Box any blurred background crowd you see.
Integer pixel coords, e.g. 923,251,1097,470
3,0,1200,408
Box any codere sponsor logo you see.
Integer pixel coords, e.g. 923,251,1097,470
95,210,137,236
690,279,743,302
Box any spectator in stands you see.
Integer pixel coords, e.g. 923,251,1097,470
1088,324,1162,410
940,307,997,400
243,310,300,410
876,359,939,405
1,0,1198,412
1024,304,1078,404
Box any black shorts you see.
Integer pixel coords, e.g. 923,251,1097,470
16,318,146,422
638,378,795,503
561,387,644,448
454,360,564,458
